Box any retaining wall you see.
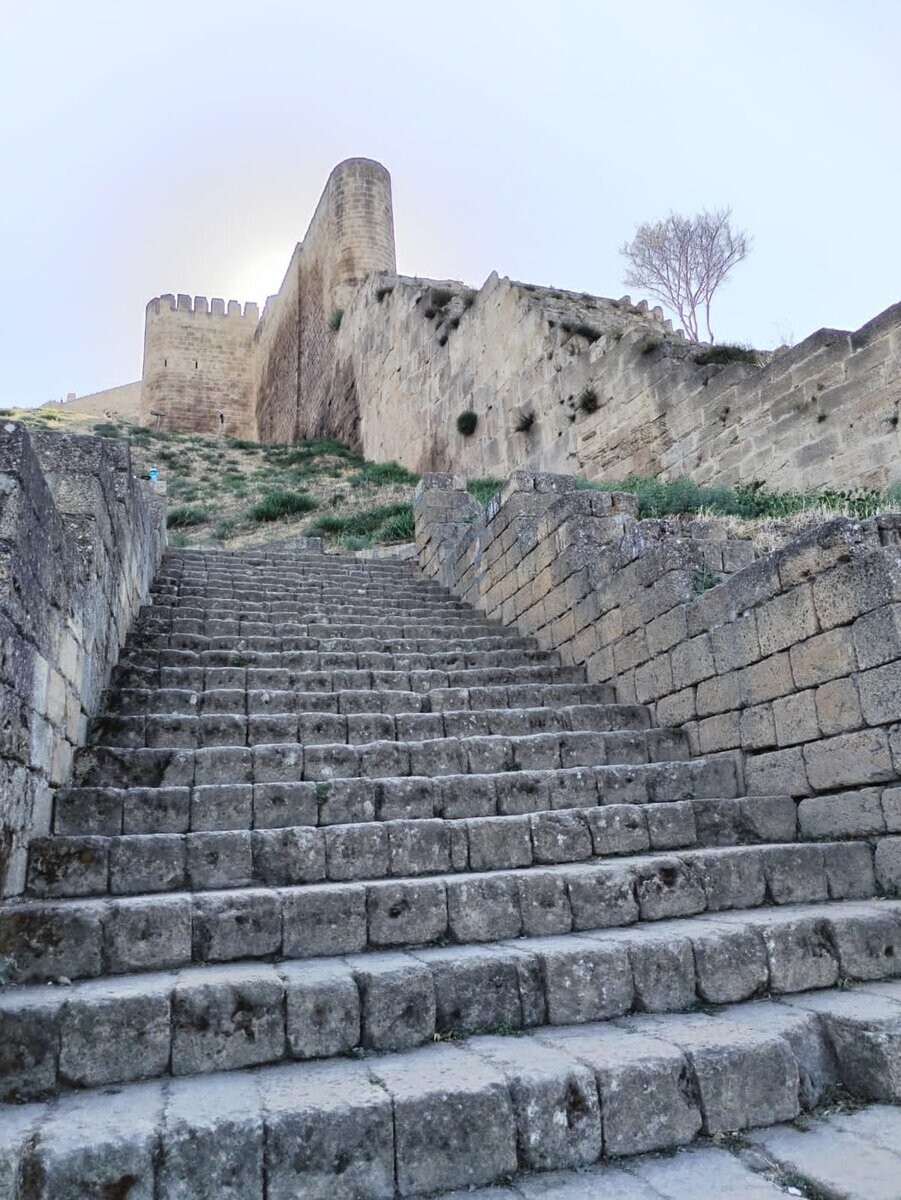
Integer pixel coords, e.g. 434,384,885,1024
414,472,901,825
0,424,166,896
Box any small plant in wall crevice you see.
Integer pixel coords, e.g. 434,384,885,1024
514,410,536,434
328,308,344,332
456,410,478,436
579,389,600,414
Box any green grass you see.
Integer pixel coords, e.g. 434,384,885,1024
92,422,121,438
246,490,319,522
166,505,209,528
467,477,505,506
694,343,760,367
307,501,414,545
575,473,901,521
351,460,420,487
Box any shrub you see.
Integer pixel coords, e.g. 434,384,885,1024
167,506,208,528
211,521,235,541
514,411,535,433
225,437,262,452
247,490,318,522
562,322,601,344
168,531,190,548
693,343,759,367
430,287,454,308
92,422,121,438
307,502,413,543
579,389,600,414
467,477,504,505
328,308,344,331
352,460,420,487
457,410,478,436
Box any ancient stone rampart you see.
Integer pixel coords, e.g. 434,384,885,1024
140,293,259,437
138,157,900,494
414,472,901,827
342,273,901,490
0,423,165,895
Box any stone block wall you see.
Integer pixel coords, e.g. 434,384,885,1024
0,423,166,896
415,472,901,821
343,274,901,491
140,294,259,437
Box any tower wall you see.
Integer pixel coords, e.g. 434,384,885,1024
140,294,259,437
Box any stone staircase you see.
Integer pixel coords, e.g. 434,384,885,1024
1,547,900,1197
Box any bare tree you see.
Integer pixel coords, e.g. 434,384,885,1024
621,209,750,343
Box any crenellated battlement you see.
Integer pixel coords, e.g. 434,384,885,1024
146,294,261,322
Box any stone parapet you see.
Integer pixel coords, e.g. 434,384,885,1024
414,471,901,806
0,424,165,895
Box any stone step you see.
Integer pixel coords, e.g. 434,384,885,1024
0,840,877,984
71,727,695,791
118,646,560,675
131,628,534,657
104,688,623,722
150,586,475,608
64,755,742,825
87,708,664,755
2,901,898,1102
54,768,779,837
1,987,900,1196
30,792,794,896
147,594,499,621
110,660,589,695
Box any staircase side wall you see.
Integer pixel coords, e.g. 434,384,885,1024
415,473,901,822
0,424,166,896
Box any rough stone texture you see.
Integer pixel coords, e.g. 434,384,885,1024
0,423,165,895
414,471,901,802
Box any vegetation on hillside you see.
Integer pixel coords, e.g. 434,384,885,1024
5,407,899,558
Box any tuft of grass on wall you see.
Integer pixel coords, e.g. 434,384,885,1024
328,308,344,331
466,477,504,506
576,473,901,521
246,490,319,522
693,343,760,368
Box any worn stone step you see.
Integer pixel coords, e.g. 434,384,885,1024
118,646,560,677
88,706,660,754
54,768,781,838
147,596,501,624
103,683,614,722
110,660,589,694
72,728,694,793
2,901,899,1102
151,585,474,607
131,628,534,658
1,840,878,984
2,989,901,1196
64,756,742,829
31,791,795,896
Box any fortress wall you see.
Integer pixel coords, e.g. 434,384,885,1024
252,158,396,447
415,471,901,824
340,271,901,492
254,245,302,444
37,381,143,423
140,294,258,438
0,424,165,896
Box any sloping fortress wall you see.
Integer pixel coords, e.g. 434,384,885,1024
140,157,901,491
415,470,901,829
0,424,166,896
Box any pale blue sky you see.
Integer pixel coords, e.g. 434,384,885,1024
1,0,898,407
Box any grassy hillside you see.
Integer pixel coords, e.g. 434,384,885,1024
5,405,898,556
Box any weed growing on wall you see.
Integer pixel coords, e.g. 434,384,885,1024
466,478,504,505
576,473,901,521
457,411,478,436
514,411,536,433
693,343,760,367
328,308,344,331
